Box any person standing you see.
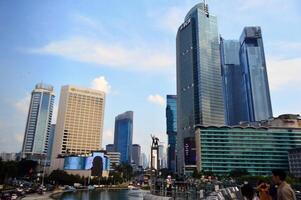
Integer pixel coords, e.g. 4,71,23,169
256,180,272,200
271,169,296,200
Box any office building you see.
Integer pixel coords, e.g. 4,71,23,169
221,27,273,125
106,151,121,170
51,85,105,164
106,144,115,152
239,27,273,122
132,144,141,166
0,152,20,161
22,83,55,159
288,148,301,178
166,95,177,172
176,2,224,174
114,111,133,164
195,114,301,176
46,124,56,165
220,39,245,125
141,153,149,169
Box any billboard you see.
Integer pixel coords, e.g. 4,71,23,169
91,156,103,177
85,152,104,170
184,137,196,165
63,156,85,170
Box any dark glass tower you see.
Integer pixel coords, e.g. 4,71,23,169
113,111,133,164
221,27,273,125
220,38,246,125
176,3,225,174
166,95,177,172
240,27,273,122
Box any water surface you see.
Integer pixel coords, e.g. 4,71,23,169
60,189,144,200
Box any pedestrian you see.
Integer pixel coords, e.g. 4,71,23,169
256,180,272,200
271,169,296,200
241,183,259,200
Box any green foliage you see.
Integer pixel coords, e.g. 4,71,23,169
0,160,20,184
48,170,84,185
115,163,133,181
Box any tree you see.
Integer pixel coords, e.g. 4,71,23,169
18,159,38,177
115,163,133,181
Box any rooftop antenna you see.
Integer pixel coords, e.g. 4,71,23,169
203,0,209,16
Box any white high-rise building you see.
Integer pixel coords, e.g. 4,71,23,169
51,85,105,165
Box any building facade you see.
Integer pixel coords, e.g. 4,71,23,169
0,152,20,161
46,124,56,165
176,2,225,174
114,111,133,164
106,151,121,170
288,148,301,178
220,39,245,126
239,27,273,122
22,83,55,159
195,115,301,176
221,27,273,126
51,85,105,166
132,144,141,166
106,144,115,152
166,95,177,172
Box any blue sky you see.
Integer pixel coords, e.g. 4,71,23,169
0,0,301,156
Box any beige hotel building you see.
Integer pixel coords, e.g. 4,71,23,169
51,85,105,165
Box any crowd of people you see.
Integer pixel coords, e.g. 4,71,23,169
241,169,297,200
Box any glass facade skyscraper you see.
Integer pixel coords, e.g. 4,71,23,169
240,27,273,122
221,27,273,125
176,3,225,174
166,95,177,172
220,38,245,125
22,83,55,157
114,111,133,164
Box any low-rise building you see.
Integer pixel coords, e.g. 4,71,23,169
288,148,301,178
106,151,120,170
195,114,301,176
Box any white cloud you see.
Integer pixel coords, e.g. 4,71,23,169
102,129,114,147
267,57,301,90
158,6,186,34
29,37,174,71
14,133,24,144
13,94,31,115
147,94,165,106
91,76,111,94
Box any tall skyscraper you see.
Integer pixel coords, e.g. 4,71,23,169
239,27,273,122
176,3,224,174
132,144,141,166
113,111,133,164
22,83,55,159
46,124,56,165
106,144,115,152
51,85,105,161
221,27,273,125
166,95,177,172
220,38,245,125
141,153,148,169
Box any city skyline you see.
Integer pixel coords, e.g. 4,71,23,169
0,0,301,156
